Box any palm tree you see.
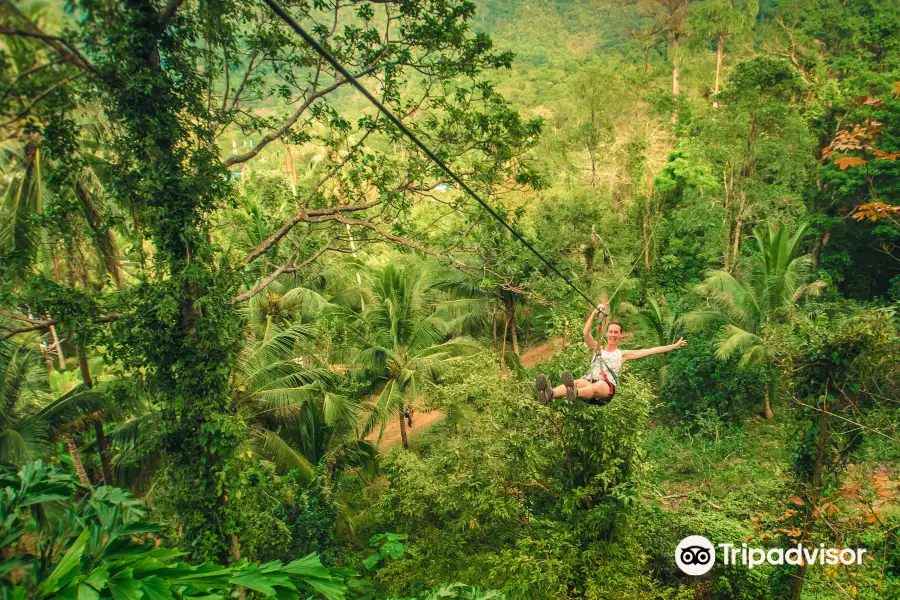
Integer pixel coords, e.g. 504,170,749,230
108,317,377,491
0,341,47,466
234,318,377,486
621,295,685,385
0,338,130,484
339,261,481,449
682,223,823,418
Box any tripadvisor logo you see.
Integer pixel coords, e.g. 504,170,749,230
675,535,867,576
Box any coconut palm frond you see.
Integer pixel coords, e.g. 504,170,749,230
407,317,449,352
280,286,334,320
715,325,762,362
323,392,359,428
30,385,117,432
106,411,162,447
249,385,321,419
677,310,726,331
351,346,392,379
249,427,315,482
699,270,760,330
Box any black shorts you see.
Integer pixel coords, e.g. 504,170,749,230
584,372,615,405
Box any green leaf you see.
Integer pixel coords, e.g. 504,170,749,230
381,541,406,559
108,568,144,600
139,576,175,600
78,583,101,600
37,528,90,598
83,564,110,590
273,587,300,600
362,554,381,571
281,554,349,600
229,569,294,596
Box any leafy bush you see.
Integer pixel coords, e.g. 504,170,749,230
660,332,765,424
0,461,350,600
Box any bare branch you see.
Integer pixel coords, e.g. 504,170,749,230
224,60,382,167
0,313,121,341
0,60,59,107
299,213,524,291
237,127,377,268
231,250,299,303
0,72,84,127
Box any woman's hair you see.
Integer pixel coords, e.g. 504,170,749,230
607,321,624,332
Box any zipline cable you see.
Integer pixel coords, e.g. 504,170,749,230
262,0,652,312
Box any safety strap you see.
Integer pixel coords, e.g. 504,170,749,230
594,350,619,388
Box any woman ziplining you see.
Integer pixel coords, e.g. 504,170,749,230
535,302,687,406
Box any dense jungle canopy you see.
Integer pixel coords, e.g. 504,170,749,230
1,0,899,598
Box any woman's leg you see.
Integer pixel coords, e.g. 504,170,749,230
575,380,611,400
553,377,593,401
550,383,567,398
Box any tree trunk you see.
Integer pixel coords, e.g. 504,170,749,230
499,313,509,369
671,32,680,122
66,435,90,487
505,300,520,356
731,190,746,271
643,179,653,270
643,218,650,270
283,141,297,199
399,405,408,449
763,381,774,420
810,229,831,269
723,168,731,271
77,342,112,486
713,33,724,104
48,324,65,369
672,33,680,97
510,307,520,356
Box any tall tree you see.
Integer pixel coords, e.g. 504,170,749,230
0,0,538,559
685,0,758,102
628,0,692,119
683,223,823,418
340,261,480,449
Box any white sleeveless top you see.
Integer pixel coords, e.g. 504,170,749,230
585,347,623,384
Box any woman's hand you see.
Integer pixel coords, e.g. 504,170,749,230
672,337,687,350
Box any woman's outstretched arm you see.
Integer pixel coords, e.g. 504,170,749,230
622,337,687,361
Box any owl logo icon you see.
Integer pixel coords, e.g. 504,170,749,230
675,535,716,575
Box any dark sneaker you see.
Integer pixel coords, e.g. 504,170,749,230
534,375,552,404
562,371,576,403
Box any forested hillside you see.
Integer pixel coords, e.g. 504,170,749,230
1,0,899,599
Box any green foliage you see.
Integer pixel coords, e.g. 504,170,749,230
0,460,350,600
363,533,410,571
661,330,764,423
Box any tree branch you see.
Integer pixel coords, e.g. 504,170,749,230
0,72,84,126
0,1,96,73
0,313,121,341
299,213,524,291
237,127,378,268
223,61,382,167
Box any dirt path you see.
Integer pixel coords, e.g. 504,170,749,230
367,337,565,449
366,409,446,449
520,336,565,368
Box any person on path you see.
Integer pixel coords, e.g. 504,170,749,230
535,303,687,405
